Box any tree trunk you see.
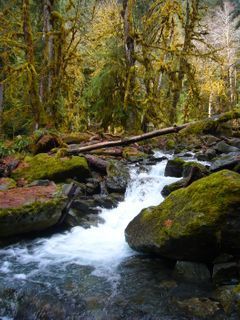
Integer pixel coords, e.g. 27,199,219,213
67,124,188,154
122,0,139,132
66,110,240,155
22,0,41,130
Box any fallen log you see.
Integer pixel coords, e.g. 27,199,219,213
67,110,240,154
67,124,188,154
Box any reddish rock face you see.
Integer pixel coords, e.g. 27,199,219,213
0,183,58,209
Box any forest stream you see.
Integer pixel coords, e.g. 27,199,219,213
0,152,236,320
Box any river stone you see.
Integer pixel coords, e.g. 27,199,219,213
214,141,239,154
210,154,240,172
161,179,187,198
174,261,210,283
164,158,185,177
106,160,130,193
212,262,240,286
125,170,240,262
176,297,221,318
0,183,67,237
12,153,90,183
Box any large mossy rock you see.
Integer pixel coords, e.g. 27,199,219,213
0,183,67,237
12,153,90,183
125,170,240,262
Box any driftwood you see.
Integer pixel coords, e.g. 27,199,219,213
68,124,188,154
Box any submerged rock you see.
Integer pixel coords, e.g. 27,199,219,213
174,261,210,283
0,183,66,237
125,170,240,262
176,297,221,319
12,153,90,183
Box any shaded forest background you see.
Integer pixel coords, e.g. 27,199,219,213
1,0,240,138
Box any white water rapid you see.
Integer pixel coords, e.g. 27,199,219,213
0,152,180,280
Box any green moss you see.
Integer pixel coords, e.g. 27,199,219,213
122,147,147,160
141,170,240,241
126,170,240,261
12,153,90,183
180,119,218,136
0,196,66,237
166,139,176,150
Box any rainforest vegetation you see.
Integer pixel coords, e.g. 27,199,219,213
0,0,240,139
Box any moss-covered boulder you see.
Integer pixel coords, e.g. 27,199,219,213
125,170,240,262
12,153,90,183
164,158,185,177
0,183,67,237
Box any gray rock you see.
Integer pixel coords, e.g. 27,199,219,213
164,158,185,177
106,160,130,193
210,154,240,172
213,262,240,285
215,141,239,154
174,261,211,283
176,297,220,318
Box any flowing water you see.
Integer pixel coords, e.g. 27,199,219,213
0,153,233,319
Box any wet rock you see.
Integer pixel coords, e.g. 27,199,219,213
66,209,104,228
0,183,67,237
196,151,210,161
161,179,186,198
71,198,100,215
182,161,209,178
213,262,240,286
214,141,239,154
0,177,17,191
202,135,221,147
161,162,209,198
214,285,240,316
93,194,119,209
106,160,130,194
12,153,90,183
176,297,221,319
205,148,217,160
85,178,101,195
210,154,240,172
228,138,240,149
174,261,211,283
164,158,185,177
125,170,240,262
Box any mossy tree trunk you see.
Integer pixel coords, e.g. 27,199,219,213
22,0,42,130
122,0,140,133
